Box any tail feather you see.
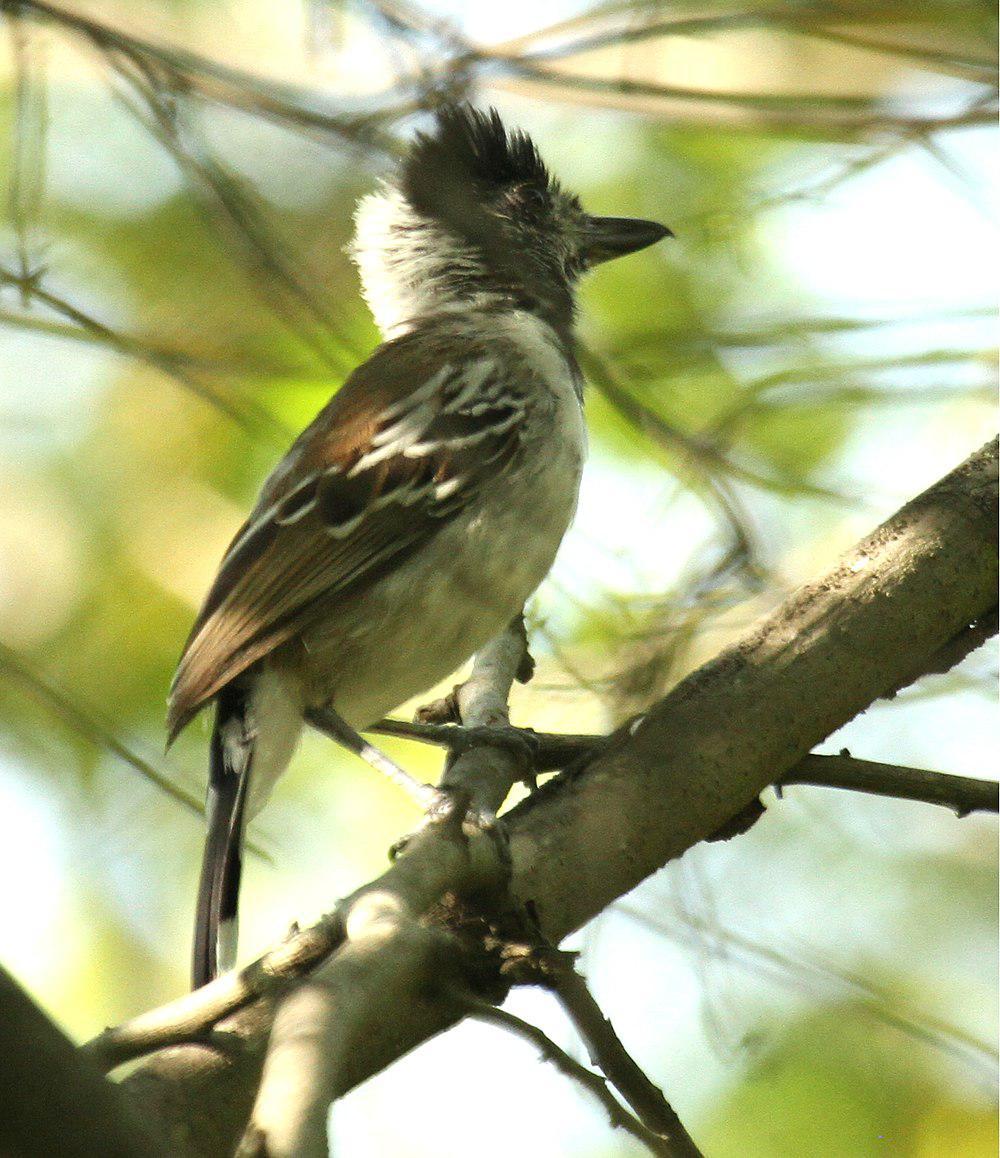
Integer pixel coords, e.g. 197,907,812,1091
192,685,253,990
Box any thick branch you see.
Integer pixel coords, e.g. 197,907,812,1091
509,440,998,939
120,440,998,1155
239,902,455,1157
0,965,167,1157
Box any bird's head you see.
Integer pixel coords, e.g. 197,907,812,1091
351,105,671,340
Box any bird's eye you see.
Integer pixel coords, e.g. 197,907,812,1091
520,186,547,211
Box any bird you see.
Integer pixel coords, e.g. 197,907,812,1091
167,104,671,989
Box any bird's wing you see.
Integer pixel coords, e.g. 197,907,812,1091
167,335,527,741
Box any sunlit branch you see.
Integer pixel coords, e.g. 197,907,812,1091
9,0,401,152
492,3,998,83
801,25,998,83
492,62,997,136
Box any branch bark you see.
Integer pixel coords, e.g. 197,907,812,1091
0,965,167,1157
118,439,997,1156
368,720,999,814
782,752,998,816
509,439,997,939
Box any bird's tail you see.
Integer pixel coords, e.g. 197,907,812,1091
192,683,253,990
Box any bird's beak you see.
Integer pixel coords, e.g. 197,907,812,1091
582,216,673,266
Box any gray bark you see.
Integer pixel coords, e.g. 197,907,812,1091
15,440,993,1158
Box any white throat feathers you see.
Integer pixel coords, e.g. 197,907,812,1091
350,184,509,341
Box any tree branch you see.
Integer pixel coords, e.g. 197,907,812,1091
0,964,167,1157
233,621,539,1155
781,752,998,816
882,606,998,697
509,439,998,939
118,439,997,1156
368,722,998,816
461,994,682,1157
544,956,703,1157
239,897,457,1157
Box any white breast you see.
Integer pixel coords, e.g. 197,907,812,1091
321,310,587,729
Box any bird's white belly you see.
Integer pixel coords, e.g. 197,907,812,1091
327,436,582,727
245,444,580,819
311,350,585,726
247,312,586,817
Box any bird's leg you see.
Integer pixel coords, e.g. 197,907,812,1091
407,714,541,790
305,706,443,812
409,702,543,787
411,613,542,789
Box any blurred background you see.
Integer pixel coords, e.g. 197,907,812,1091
0,1,996,1155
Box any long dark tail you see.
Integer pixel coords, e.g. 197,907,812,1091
192,682,253,989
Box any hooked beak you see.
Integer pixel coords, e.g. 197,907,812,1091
582,216,673,266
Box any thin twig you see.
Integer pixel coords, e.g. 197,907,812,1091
460,992,684,1157
0,642,207,825
0,264,285,441
101,54,358,374
783,752,998,817
365,718,998,817
84,903,348,1072
11,0,400,153
491,58,997,135
85,776,487,1073
543,957,703,1157
619,904,999,1082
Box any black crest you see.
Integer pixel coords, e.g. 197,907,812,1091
401,105,552,213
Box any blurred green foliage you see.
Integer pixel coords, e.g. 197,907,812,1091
0,1,996,1154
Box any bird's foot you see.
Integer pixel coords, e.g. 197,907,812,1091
444,724,540,790
444,722,539,759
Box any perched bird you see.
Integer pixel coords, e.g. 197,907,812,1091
168,104,670,989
